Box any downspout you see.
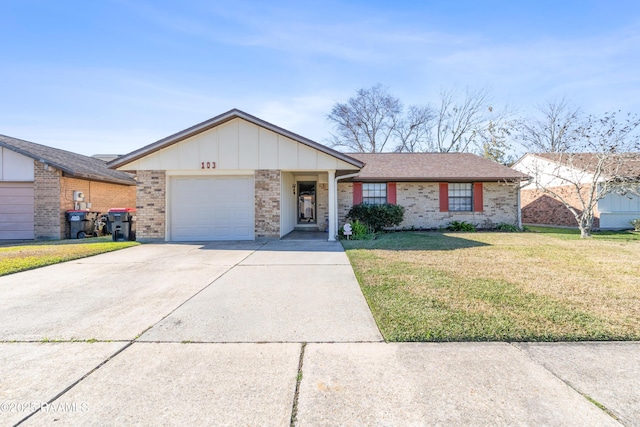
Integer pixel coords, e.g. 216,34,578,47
334,172,361,240
517,186,522,230
517,177,532,230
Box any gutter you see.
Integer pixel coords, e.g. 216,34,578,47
517,187,522,230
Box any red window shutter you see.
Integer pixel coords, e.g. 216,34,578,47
439,183,449,212
473,182,484,212
353,182,363,205
387,182,397,204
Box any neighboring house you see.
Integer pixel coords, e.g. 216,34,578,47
512,153,640,229
108,109,527,242
0,135,137,240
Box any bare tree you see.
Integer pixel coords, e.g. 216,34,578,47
432,87,490,153
394,105,435,152
327,84,402,153
327,84,435,153
517,110,640,238
518,97,581,153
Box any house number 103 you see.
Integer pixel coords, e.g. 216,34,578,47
201,161,216,169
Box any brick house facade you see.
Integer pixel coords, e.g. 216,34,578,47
110,110,526,241
1,134,137,240
336,181,518,230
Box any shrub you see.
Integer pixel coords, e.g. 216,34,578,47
339,220,372,240
347,203,405,233
351,220,370,239
631,218,640,231
495,222,519,232
446,220,476,232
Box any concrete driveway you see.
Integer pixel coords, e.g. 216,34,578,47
0,241,381,343
1,241,638,426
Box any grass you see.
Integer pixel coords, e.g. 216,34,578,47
0,237,139,276
342,228,640,342
525,225,640,242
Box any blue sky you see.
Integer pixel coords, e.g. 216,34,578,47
2,0,639,155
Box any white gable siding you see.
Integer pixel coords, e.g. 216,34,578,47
119,118,355,172
1,148,34,181
514,154,594,190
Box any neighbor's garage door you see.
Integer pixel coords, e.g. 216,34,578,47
170,176,254,241
0,182,34,240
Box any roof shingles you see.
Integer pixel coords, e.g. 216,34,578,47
0,134,136,186
348,153,527,181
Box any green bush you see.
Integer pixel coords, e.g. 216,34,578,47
339,220,372,240
446,220,476,232
351,220,370,239
495,222,519,232
631,218,640,231
346,203,405,233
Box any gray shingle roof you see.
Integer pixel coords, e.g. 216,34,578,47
347,153,528,182
0,134,136,186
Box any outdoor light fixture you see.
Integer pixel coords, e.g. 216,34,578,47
292,184,296,195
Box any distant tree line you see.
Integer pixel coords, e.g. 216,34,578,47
326,84,640,164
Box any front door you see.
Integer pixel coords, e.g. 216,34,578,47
297,181,316,224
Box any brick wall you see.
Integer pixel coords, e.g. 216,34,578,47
316,182,328,231
59,176,136,238
521,184,600,228
136,171,166,240
402,182,518,229
337,181,354,226
337,181,519,230
34,162,62,239
255,170,280,238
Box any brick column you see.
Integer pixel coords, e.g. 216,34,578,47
255,170,281,238
34,162,62,239
136,170,166,240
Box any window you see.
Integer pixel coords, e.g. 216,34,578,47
448,183,473,211
362,183,387,205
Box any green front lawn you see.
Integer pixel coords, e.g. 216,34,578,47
343,229,640,342
0,237,140,276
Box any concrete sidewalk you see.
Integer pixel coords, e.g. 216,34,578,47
3,341,637,425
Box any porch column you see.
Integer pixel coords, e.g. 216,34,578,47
327,170,336,241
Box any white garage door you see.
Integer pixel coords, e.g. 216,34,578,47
0,182,35,240
170,176,255,241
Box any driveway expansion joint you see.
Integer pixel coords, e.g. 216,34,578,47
289,342,306,427
14,341,134,426
134,241,267,342
508,342,622,423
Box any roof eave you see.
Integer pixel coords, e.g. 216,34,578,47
61,171,136,186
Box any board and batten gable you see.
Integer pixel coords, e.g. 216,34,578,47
116,118,356,172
